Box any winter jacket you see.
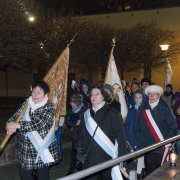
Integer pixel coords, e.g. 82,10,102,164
106,98,121,113
124,108,138,148
134,98,176,153
75,103,127,168
124,90,146,148
66,106,87,141
162,91,174,107
173,93,180,130
80,78,92,107
7,100,59,170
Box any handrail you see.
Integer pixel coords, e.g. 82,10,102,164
57,135,180,180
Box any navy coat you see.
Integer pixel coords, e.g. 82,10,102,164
133,98,176,153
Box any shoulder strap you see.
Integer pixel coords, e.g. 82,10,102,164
85,108,110,155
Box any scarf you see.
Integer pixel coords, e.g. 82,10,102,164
92,101,106,113
164,91,173,97
134,103,141,110
72,103,83,113
25,96,48,121
149,99,160,109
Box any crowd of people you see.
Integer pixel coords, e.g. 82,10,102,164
5,77,180,180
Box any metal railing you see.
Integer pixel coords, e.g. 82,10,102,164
57,135,180,180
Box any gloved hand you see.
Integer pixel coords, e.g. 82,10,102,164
76,148,86,163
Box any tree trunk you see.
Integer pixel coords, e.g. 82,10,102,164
143,66,151,79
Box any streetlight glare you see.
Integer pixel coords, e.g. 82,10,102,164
29,16,35,22
160,44,169,51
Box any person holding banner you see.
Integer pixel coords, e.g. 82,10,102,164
75,86,127,180
133,85,176,176
6,80,59,180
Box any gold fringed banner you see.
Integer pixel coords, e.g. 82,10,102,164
0,34,76,152
43,47,70,127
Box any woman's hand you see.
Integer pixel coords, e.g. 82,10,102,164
6,122,20,134
76,120,81,126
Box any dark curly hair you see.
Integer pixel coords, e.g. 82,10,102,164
31,80,50,94
91,86,110,101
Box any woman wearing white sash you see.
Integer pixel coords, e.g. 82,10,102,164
75,86,127,180
6,80,59,180
133,85,176,176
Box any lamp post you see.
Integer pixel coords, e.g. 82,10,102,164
159,44,169,89
29,16,35,22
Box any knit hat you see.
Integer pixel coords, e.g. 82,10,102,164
145,85,163,96
140,77,151,85
103,84,114,95
80,78,91,93
166,84,173,90
70,93,83,106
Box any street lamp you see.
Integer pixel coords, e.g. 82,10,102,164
29,16,35,22
159,44,170,89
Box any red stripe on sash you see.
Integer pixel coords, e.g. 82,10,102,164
142,110,165,152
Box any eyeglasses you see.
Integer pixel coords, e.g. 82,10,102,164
148,93,159,96
90,93,102,97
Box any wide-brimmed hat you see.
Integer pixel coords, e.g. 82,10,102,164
145,85,163,96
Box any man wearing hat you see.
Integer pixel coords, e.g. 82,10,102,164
140,77,151,91
103,84,121,113
162,84,174,107
66,93,87,175
134,85,176,176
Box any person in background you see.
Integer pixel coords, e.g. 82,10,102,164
134,85,176,176
162,84,174,107
132,78,139,84
127,82,140,109
140,77,151,92
80,78,92,107
66,93,87,175
121,80,129,100
124,90,145,148
172,92,180,153
103,84,121,113
6,80,59,180
75,86,127,179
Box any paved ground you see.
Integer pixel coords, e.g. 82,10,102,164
0,148,72,180
0,146,137,180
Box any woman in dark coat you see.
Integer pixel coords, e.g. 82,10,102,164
75,86,127,180
134,85,176,176
6,80,59,180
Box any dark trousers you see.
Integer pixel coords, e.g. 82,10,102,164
19,165,50,180
144,152,163,176
68,140,77,173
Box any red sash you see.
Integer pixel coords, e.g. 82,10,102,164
142,109,170,165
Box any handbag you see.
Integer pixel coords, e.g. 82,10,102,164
74,108,109,170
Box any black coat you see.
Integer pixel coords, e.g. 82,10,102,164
107,98,121,113
66,106,87,141
133,98,176,153
76,103,127,167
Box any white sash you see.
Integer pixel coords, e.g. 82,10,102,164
84,109,123,180
22,110,55,164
